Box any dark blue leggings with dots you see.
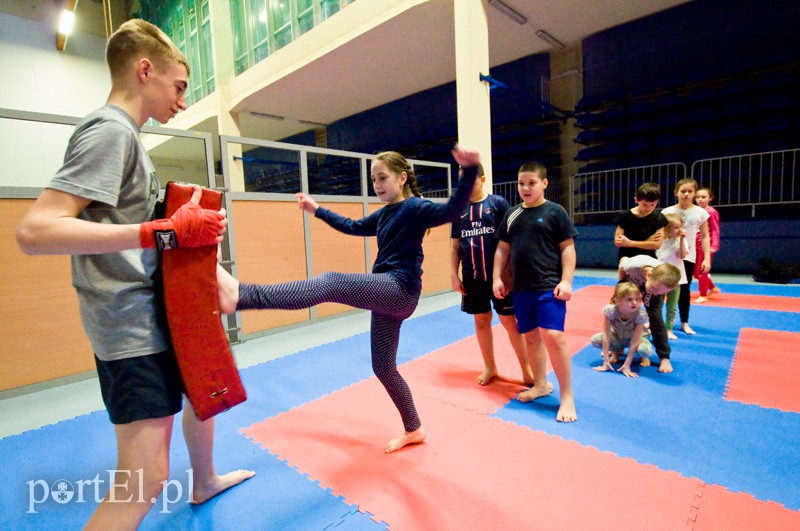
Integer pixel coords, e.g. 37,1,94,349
238,271,422,432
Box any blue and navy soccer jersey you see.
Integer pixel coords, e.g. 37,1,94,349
450,194,510,281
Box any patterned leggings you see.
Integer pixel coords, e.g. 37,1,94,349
238,271,422,432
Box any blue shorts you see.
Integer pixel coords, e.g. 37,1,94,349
512,290,567,333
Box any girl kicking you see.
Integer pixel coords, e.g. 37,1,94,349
218,145,480,453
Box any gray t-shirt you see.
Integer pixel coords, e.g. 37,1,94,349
48,105,169,361
603,304,648,340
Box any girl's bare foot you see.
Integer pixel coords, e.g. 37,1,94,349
609,352,621,364
477,367,497,386
681,323,696,335
659,359,674,373
518,381,554,403
556,395,577,422
694,296,708,303
192,470,255,504
216,264,240,314
667,330,678,340
639,356,652,367
385,427,427,453
709,287,721,296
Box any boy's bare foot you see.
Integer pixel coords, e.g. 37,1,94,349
667,330,678,340
556,395,577,422
658,358,674,373
681,323,696,335
385,427,427,453
476,367,497,386
694,296,708,303
709,287,721,296
517,381,554,403
639,356,651,367
192,470,255,504
216,264,240,314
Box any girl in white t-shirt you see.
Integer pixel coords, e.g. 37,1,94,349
661,179,710,335
657,214,688,340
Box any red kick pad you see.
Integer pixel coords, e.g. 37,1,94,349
162,182,246,421
725,328,800,413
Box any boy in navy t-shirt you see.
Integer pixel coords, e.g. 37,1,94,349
493,161,579,422
450,164,533,387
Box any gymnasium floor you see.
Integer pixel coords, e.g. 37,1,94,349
1,269,799,530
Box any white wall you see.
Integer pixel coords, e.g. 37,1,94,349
0,12,109,187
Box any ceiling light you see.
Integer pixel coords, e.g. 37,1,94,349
56,0,78,51
488,0,527,25
536,29,565,49
58,10,75,35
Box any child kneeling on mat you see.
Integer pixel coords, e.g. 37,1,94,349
592,281,652,378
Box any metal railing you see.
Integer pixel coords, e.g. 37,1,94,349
572,162,687,216
572,148,800,218
690,148,799,213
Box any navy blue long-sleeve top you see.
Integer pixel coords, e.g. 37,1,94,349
314,165,479,298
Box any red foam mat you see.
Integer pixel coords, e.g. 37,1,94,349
725,328,800,413
244,381,702,530
691,483,800,530
691,292,800,313
241,286,800,529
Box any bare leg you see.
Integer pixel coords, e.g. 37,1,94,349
518,329,554,403
498,313,534,385
539,328,577,422
473,312,498,385
84,417,174,530
182,402,254,504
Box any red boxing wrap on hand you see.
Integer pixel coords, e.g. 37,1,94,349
140,201,223,250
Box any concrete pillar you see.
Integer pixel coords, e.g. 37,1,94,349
548,44,583,215
453,0,493,187
209,0,244,192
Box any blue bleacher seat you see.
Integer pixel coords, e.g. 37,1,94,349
656,112,684,130
720,100,752,119
756,117,791,135
627,117,654,134
626,138,651,155
756,93,793,112
626,99,657,117
655,132,683,149
686,127,715,145
719,122,751,140
685,106,718,125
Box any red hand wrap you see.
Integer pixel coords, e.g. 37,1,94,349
140,202,223,250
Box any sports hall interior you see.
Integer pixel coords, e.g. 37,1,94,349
1,1,799,529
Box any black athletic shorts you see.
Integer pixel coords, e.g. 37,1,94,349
95,349,185,425
461,275,514,316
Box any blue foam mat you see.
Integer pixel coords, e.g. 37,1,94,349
493,304,800,510
2,277,798,528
